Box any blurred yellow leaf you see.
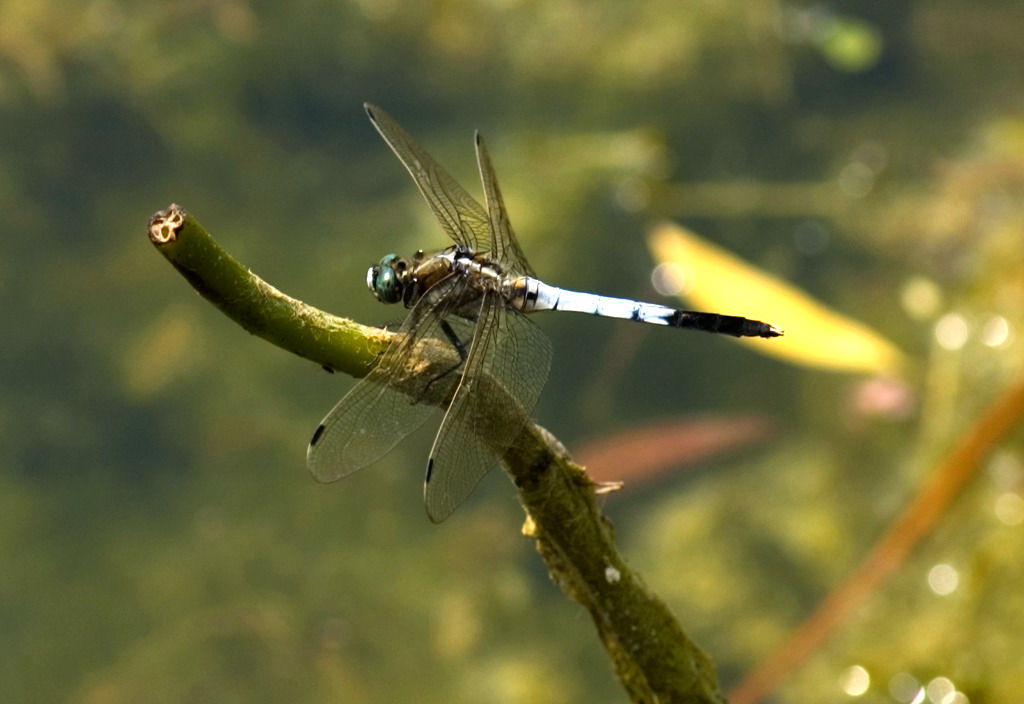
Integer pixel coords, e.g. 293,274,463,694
647,221,904,374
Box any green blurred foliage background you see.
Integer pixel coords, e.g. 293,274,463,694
2,1,1022,702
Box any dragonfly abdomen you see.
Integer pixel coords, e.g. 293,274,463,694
514,278,781,338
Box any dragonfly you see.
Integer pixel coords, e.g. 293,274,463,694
307,104,782,522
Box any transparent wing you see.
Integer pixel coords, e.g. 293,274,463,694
474,133,536,278
365,103,490,254
424,294,552,522
307,276,473,483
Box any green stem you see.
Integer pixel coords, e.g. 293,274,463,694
148,203,725,704
147,204,385,377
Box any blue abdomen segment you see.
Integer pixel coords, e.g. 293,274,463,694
517,278,781,338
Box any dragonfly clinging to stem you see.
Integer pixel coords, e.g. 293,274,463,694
307,104,782,522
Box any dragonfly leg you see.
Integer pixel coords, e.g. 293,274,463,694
438,319,470,361
414,319,469,404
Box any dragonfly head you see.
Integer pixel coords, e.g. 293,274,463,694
367,253,408,304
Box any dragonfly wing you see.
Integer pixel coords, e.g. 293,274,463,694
307,276,473,483
423,294,552,522
474,133,535,277
365,103,491,254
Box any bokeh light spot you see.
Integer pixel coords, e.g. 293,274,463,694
889,673,922,703
989,451,1024,488
900,276,942,320
819,17,884,72
651,261,688,297
980,314,1011,347
838,161,875,198
840,664,870,696
928,564,959,595
927,677,955,704
935,314,969,350
994,492,1024,526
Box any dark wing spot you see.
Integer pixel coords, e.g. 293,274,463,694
310,424,326,447
425,457,434,482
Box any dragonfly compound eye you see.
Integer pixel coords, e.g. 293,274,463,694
370,254,405,303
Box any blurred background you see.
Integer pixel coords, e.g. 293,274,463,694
2,1,1023,703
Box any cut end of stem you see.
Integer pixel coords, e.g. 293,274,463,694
148,203,187,244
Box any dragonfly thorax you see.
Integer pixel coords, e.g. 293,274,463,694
368,248,475,307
